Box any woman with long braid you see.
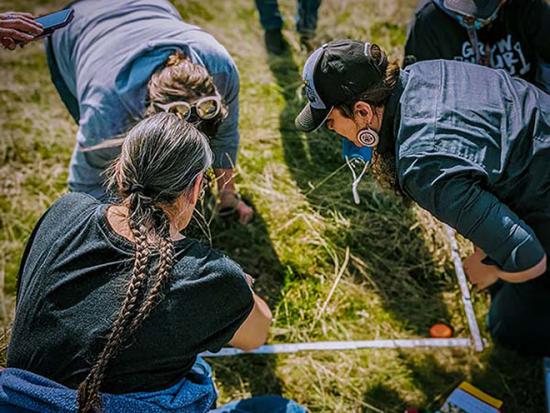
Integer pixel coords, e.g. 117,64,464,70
2,114,305,413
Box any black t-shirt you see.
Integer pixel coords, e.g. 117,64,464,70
7,193,253,393
404,0,550,88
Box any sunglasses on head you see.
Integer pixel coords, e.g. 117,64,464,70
452,1,505,30
153,95,223,122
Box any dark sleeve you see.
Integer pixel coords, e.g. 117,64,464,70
14,193,98,306
14,212,50,307
523,0,550,62
522,0,550,92
400,153,546,273
189,252,254,353
404,2,444,66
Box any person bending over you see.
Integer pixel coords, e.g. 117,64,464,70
47,0,253,224
295,40,550,356
404,0,550,92
2,114,305,413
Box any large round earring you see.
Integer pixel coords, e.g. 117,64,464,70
357,128,379,147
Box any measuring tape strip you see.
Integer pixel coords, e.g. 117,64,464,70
201,338,484,357
446,226,484,352
202,228,485,358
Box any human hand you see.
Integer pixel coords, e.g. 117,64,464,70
218,191,254,225
463,247,500,291
0,12,43,50
235,199,254,225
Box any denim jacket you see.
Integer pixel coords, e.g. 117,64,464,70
383,60,550,273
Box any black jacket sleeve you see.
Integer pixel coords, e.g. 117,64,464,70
404,1,444,66
523,0,550,62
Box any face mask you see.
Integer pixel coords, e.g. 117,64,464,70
435,0,504,31
342,138,373,204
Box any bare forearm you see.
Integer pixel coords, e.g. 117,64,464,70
465,247,547,290
229,293,272,351
213,167,254,224
497,254,547,283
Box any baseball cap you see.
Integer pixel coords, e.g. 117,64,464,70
442,0,502,19
295,39,387,133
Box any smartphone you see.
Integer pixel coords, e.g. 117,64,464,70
35,8,74,37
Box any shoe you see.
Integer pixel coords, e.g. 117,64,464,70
264,29,286,55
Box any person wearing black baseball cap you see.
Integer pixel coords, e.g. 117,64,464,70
404,0,550,92
296,39,550,356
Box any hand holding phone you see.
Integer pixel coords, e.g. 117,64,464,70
34,9,74,39
0,11,43,50
0,8,73,51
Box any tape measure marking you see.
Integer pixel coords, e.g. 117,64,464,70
201,338,485,357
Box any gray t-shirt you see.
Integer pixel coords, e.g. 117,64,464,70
8,193,253,393
51,0,240,189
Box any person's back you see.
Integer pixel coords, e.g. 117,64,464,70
7,192,252,393
1,114,301,413
396,60,550,245
404,0,550,91
53,0,235,142
395,59,550,355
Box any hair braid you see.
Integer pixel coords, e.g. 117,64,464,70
77,113,213,413
77,220,151,413
127,213,175,337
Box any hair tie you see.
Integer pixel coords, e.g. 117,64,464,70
129,183,145,194
139,194,154,205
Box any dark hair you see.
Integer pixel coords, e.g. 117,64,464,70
145,51,228,138
77,113,212,413
337,44,401,193
339,44,400,117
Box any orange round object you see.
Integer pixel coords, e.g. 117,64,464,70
429,323,454,338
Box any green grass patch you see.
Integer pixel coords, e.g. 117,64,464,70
0,0,543,411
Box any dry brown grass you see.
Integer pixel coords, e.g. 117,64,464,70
0,0,544,411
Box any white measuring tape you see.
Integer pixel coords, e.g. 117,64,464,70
202,338,487,357
446,225,484,352
202,226,485,357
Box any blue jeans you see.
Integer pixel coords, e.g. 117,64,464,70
191,358,306,413
213,396,307,413
254,0,321,35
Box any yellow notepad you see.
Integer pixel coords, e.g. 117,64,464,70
438,381,503,413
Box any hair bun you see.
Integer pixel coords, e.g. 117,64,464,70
166,51,186,67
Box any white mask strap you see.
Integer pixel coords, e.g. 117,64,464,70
345,157,370,205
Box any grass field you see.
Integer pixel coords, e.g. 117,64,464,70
0,0,546,411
